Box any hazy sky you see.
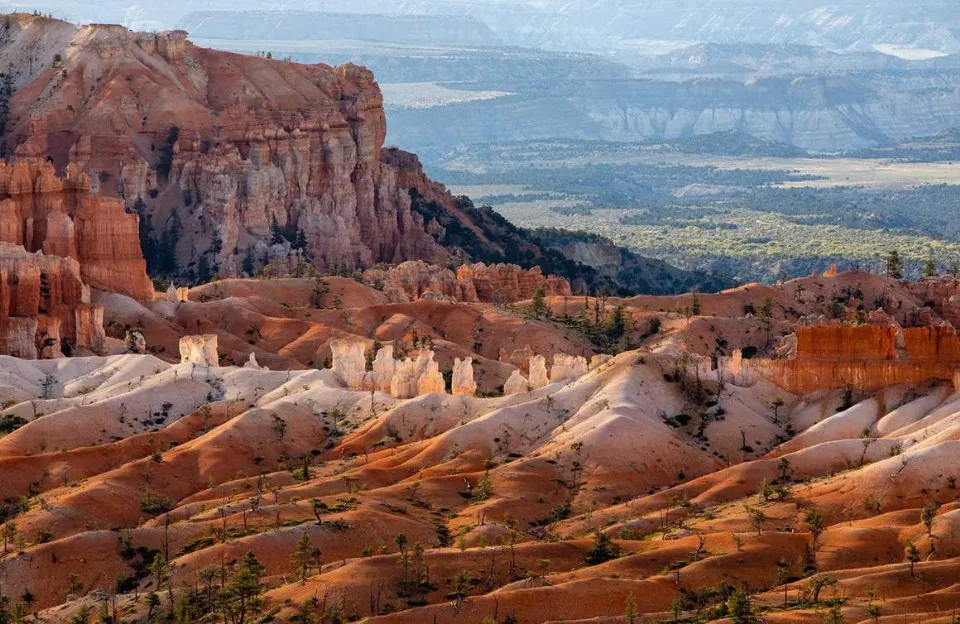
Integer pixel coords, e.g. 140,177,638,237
2,0,956,55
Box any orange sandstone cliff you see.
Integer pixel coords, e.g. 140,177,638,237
759,324,960,394
0,160,152,300
1,15,451,278
0,242,105,357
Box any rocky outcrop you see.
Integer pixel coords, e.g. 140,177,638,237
391,348,445,398
179,334,219,366
391,358,418,399
456,263,572,304
0,161,152,301
331,339,368,390
364,260,573,304
124,330,145,354
415,349,446,395
0,317,39,359
529,355,549,390
504,369,530,396
452,357,477,397
590,354,613,370
363,261,469,303
371,346,397,393
550,354,589,382
755,323,960,393
244,353,265,370
0,242,106,358
794,325,897,361
3,19,450,279
166,285,190,303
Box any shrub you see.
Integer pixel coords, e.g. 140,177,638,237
140,489,173,515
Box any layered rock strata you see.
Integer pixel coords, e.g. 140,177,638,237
4,18,447,276
363,260,572,304
0,242,106,358
749,323,960,394
0,160,152,300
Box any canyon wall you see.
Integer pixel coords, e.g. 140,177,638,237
0,161,152,300
0,243,105,358
756,324,960,394
3,17,450,279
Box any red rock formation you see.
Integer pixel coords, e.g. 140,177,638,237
364,260,573,304
456,263,572,303
0,160,152,300
759,324,960,394
760,359,958,395
902,325,960,361
0,242,105,357
3,18,449,276
794,325,897,360
363,261,466,303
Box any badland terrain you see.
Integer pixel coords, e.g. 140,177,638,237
2,10,960,624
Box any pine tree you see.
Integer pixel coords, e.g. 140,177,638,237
606,304,628,343
291,532,313,584
885,250,903,280
823,603,846,624
242,247,255,276
690,291,702,316
158,210,182,275
906,541,920,577
218,552,265,624
0,73,13,156
531,286,548,320
727,588,757,623
585,531,620,565
924,253,937,278
270,216,285,245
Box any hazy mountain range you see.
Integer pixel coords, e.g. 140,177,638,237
6,0,960,56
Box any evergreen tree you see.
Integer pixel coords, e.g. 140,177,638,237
196,254,212,285
885,250,903,280
924,253,937,278
727,588,757,624
131,196,158,273
823,603,846,624
906,542,920,577
157,126,180,179
158,210,182,275
218,552,265,624
270,216,286,245
241,247,255,276
531,286,548,319
0,73,13,156
291,532,313,585
606,304,628,343
585,531,620,565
